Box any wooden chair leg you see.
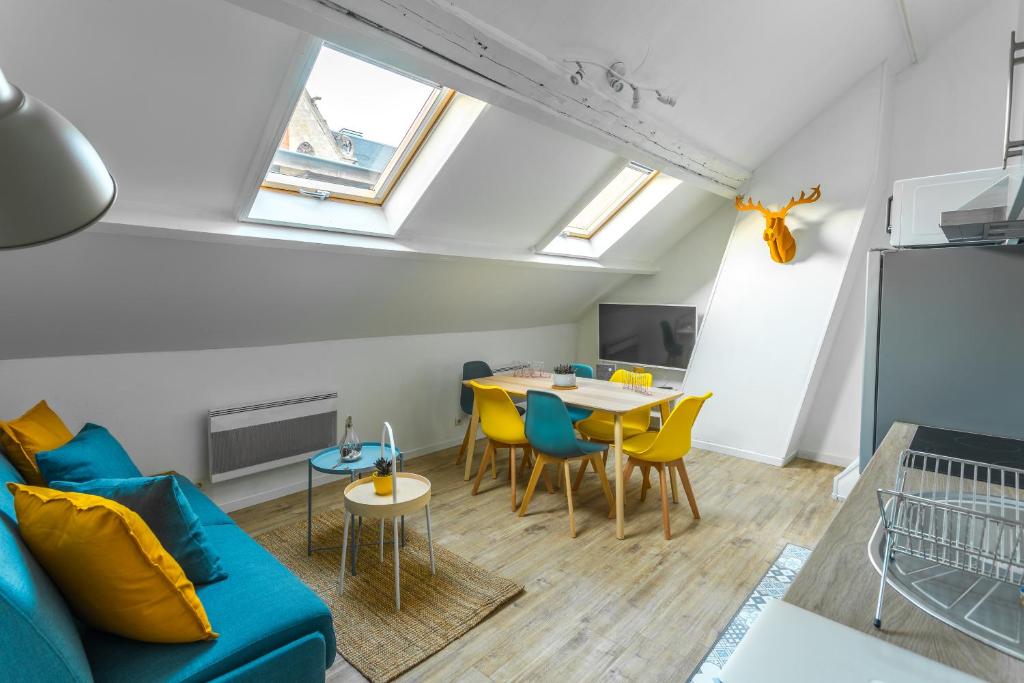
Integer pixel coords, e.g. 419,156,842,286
472,441,494,495
455,420,472,465
519,446,532,478
572,457,588,491
669,460,679,504
640,465,652,502
563,460,576,538
676,459,701,519
541,465,555,494
592,453,615,514
623,459,635,486
657,464,671,540
509,447,518,511
518,454,546,517
491,446,498,479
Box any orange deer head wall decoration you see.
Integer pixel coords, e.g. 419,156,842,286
734,185,821,264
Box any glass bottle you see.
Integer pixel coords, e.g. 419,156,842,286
338,415,362,462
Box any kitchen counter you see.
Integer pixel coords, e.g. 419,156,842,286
784,421,1024,682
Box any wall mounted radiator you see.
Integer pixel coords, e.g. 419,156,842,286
208,393,337,483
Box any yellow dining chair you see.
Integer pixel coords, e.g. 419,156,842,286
621,392,712,539
576,369,653,442
573,369,654,488
468,381,550,510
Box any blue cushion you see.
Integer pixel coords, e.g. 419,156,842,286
82,523,335,683
50,476,227,585
0,454,23,518
567,406,592,423
172,475,235,527
36,423,142,484
0,458,94,682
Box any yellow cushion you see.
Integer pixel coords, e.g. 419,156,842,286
621,431,659,457
576,415,648,442
0,401,74,485
7,483,218,643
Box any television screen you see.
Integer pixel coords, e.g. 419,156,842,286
598,303,697,370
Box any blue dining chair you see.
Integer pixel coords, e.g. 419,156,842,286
456,360,493,467
520,390,613,537
456,361,525,468
460,361,491,412
566,363,594,424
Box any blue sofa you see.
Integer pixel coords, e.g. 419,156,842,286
0,454,336,682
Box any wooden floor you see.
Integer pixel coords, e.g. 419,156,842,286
232,441,842,682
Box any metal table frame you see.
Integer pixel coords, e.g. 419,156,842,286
306,443,405,576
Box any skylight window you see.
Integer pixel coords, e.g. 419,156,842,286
563,162,658,239
262,44,454,205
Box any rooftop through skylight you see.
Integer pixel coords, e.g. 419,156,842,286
563,162,657,239
262,44,454,205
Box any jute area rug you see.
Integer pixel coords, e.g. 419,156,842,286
255,509,523,683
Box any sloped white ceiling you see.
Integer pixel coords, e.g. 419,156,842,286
0,230,631,359
449,0,981,168
602,185,725,263
0,0,721,268
395,104,620,250
0,0,986,358
0,0,303,214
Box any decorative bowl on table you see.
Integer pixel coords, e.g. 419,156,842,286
338,445,362,464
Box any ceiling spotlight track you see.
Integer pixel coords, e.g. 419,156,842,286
564,58,676,109
606,61,627,93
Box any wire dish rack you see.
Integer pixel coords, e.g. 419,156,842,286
874,449,1024,638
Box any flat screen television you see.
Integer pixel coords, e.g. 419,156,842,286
598,303,697,370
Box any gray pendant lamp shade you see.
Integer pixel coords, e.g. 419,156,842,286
0,68,115,249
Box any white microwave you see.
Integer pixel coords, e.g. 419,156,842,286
890,167,1010,247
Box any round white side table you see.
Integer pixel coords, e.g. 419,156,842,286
339,473,434,610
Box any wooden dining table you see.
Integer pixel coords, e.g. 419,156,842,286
461,374,684,539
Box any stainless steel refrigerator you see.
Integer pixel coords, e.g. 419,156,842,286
860,243,1024,469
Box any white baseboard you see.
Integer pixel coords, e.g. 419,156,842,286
215,434,467,513
832,460,860,501
692,439,788,467
796,450,857,468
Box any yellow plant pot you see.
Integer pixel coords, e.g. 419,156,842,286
371,473,393,496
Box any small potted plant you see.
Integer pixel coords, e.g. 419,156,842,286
553,363,577,388
371,456,393,496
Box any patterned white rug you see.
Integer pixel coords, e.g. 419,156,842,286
688,543,811,683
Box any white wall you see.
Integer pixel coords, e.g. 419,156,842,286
889,0,1020,184
676,68,887,466
0,324,575,511
795,252,870,466
577,70,889,467
798,0,1021,466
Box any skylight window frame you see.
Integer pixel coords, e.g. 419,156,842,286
562,162,659,240
260,42,456,207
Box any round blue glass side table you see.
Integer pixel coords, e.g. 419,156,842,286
308,442,404,575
